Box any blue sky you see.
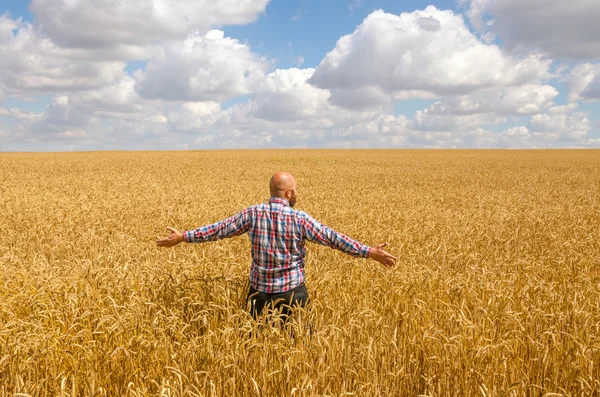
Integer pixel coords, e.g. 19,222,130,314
0,0,599,151
225,0,459,69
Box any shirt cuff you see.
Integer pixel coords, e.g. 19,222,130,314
182,230,190,243
362,245,372,258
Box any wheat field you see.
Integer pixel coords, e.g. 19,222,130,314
0,150,599,396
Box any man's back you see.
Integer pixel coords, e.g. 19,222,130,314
248,197,308,293
182,197,371,293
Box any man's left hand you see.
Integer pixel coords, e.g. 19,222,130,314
156,227,184,247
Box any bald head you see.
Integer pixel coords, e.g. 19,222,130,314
270,172,297,207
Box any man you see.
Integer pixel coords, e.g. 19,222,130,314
156,172,397,321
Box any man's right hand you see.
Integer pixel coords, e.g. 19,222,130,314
368,243,397,266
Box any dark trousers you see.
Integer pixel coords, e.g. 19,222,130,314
246,283,310,321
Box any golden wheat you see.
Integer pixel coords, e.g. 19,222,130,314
0,150,599,396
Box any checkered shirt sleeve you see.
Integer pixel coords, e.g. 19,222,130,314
183,208,251,243
299,211,371,258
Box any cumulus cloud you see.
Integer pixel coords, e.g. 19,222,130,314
309,7,551,110
159,68,411,147
0,76,171,151
0,94,96,151
426,85,559,116
548,103,578,114
4,91,595,150
502,126,529,138
408,110,505,132
135,30,270,102
566,63,600,102
2,2,599,151
462,0,600,59
529,112,591,141
494,126,535,148
39,95,91,130
10,97,178,151
71,76,162,119
0,15,125,93
0,108,44,121
327,86,391,112
460,0,493,33
164,67,391,141
167,101,224,132
251,68,331,121
58,129,87,139
29,0,270,48
183,112,412,149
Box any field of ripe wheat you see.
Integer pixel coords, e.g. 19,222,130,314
1,150,599,396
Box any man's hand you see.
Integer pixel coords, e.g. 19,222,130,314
156,227,184,248
368,243,397,267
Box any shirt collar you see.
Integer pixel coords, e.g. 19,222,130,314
269,197,290,207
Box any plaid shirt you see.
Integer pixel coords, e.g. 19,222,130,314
183,197,371,293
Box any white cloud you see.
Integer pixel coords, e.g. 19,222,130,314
16,102,176,151
160,67,396,145
459,0,493,33
583,138,600,147
0,15,125,93
0,80,5,102
328,86,392,112
409,109,505,132
158,68,412,147
0,95,97,151
185,112,412,149
71,76,161,119
462,0,600,59
566,63,600,102
582,80,600,100
251,68,331,121
2,2,598,151
502,126,529,138
135,30,270,102
29,0,270,48
498,126,533,147
0,108,44,121
0,76,173,151
38,95,91,131
167,101,224,132
548,103,578,114
4,89,597,150
529,112,591,141
59,129,87,139
426,84,559,116
309,7,551,110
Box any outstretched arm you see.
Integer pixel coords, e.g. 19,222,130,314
300,213,397,267
156,209,251,248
